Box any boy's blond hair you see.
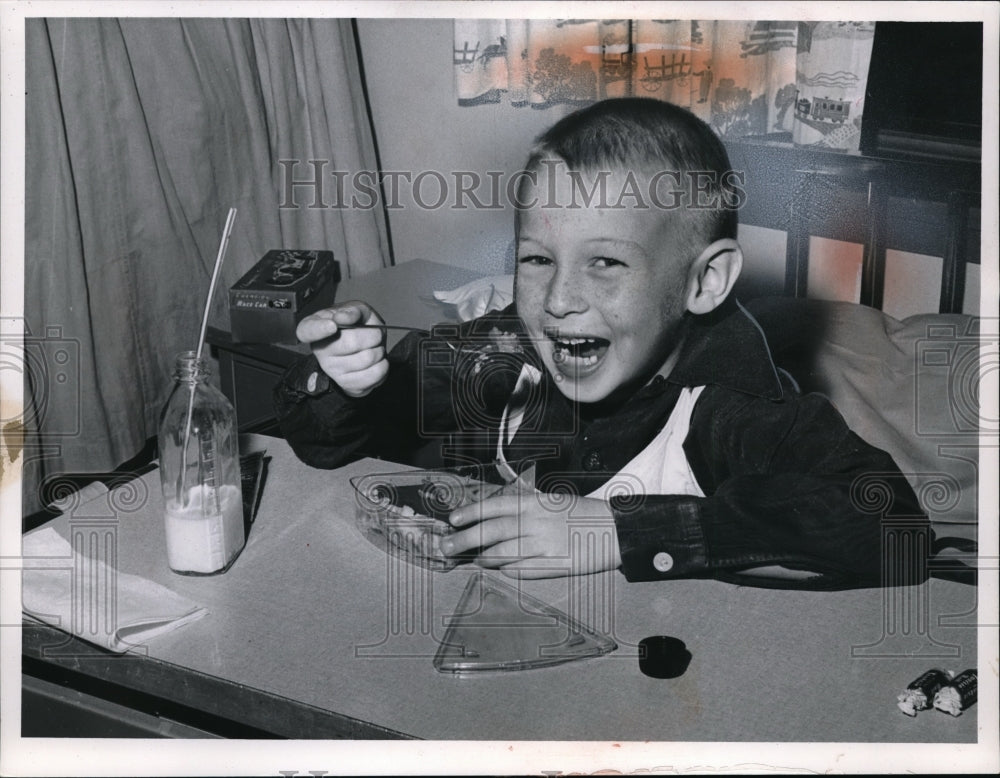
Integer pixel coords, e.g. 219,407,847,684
518,98,740,257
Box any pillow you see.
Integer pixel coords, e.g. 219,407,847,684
433,275,514,321
747,297,979,545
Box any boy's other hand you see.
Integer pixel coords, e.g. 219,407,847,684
442,494,622,578
296,301,389,398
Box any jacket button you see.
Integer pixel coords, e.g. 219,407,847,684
653,551,674,573
306,371,319,393
582,449,603,471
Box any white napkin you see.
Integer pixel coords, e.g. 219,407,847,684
23,526,207,653
433,274,514,322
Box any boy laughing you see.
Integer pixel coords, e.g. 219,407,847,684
275,98,929,588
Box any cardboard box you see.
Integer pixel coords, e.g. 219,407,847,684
229,249,339,344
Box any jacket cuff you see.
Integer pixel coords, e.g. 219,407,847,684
277,354,331,401
611,495,710,581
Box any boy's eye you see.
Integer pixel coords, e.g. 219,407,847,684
518,254,552,266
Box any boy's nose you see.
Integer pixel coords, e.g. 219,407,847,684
544,269,587,317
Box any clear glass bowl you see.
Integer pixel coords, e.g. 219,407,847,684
350,460,534,572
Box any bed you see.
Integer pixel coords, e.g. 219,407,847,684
433,274,983,580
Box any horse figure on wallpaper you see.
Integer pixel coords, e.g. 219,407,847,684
478,36,506,70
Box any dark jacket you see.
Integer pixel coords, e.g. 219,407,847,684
275,301,931,590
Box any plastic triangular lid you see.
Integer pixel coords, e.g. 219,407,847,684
433,571,617,673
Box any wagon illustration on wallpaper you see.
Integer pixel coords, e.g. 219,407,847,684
453,40,479,72
639,52,693,90
795,95,852,123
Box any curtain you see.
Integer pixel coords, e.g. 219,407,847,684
454,20,875,152
21,18,389,515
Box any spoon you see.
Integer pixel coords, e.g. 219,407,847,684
336,323,463,352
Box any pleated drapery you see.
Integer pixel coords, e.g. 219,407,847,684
22,18,389,515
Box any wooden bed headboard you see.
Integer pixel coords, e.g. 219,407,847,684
724,137,981,315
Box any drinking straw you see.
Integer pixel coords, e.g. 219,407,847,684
177,208,237,505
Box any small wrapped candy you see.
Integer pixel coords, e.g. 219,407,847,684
933,669,977,717
897,668,953,716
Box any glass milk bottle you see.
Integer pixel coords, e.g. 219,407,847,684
158,351,244,574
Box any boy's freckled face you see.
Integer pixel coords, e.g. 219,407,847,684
516,168,693,403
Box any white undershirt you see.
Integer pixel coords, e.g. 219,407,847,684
496,364,706,500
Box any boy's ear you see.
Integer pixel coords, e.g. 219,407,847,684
684,238,743,315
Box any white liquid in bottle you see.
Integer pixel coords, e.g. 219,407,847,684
165,484,244,574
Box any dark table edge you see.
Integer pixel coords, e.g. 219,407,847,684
22,622,413,740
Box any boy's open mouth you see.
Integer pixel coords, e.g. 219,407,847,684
548,334,610,374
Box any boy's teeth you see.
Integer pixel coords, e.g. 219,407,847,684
552,340,602,366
